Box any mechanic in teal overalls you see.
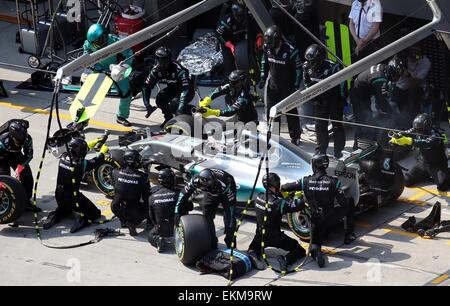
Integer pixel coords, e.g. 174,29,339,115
83,23,134,127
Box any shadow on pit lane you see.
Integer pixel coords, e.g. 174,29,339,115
336,239,411,265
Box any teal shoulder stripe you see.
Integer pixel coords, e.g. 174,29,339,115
290,49,299,60
220,20,231,30
336,180,341,189
279,199,286,214
372,77,387,85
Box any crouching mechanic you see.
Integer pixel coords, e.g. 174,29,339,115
199,70,258,124
0,120,38,212
248,173,307,271
84,23,134,127
111,149,150,236
175,168,237,249
142,46,194,125
43,138,108,233
390,113,450,191
148,168,178,252
281,154,356,268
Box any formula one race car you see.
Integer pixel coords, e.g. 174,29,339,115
125,114,405,244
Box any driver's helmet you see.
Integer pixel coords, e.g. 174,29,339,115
155,46,172,72
87,23,108,50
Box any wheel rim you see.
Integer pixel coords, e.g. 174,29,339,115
175,226,184,258
98,164,114,191
291,210,311,235
28,56,40,68
0,190,11,215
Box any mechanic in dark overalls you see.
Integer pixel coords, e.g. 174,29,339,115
111,149,150,236
390,113,450,191
259,25,303,145
248,173,307,271
0,120,38,212
303,44,347,158
199,70,258,124
43,138,107,233
351,58,404,148
142,47,194,125
148,168,178,252
216,2,248,72
175,168,237,249
281,154,356,268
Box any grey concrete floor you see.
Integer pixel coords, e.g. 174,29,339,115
0,20,449,286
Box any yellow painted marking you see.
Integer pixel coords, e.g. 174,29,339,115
96,200,111,206
406,187,450,198
101,209,112,216
397,197,427,207
447,241,450,246
355,222,371,228
407,190,428,202
432,274,449,285
0,101,132,132
383,228,418,238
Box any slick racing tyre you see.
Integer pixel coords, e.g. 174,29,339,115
92,149,123,197
287,207,312,242
234,40,249,71
175,215,212,265
379,164,405,206
0,175,27,224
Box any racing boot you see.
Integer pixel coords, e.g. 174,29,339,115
291,138,301,146
128,224,138,236
116,116,131,127
145,106,158,119
310,246,325,268
43,209,62,230
70,215,90,233
344,232,357,245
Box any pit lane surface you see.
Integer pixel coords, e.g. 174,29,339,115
0,27,449,287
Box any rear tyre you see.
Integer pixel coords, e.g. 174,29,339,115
175,214,212,265
380,164,405,205
0,175,27,224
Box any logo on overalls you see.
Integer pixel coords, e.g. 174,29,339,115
383,158,391,171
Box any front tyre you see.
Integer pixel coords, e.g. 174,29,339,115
0,175,27,224
92,150,123,197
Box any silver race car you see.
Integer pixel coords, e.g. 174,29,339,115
126,114,405,241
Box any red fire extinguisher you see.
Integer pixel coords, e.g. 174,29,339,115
114,5,145,53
